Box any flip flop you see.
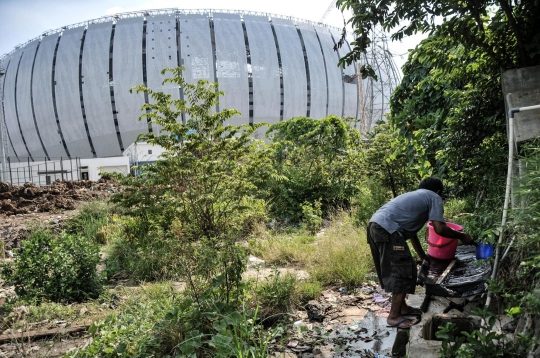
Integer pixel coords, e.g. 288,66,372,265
386,317,418,329
403,306,424,317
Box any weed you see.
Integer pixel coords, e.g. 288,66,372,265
296,279,324,302
64,201,111,244
306,211,373,288
254,269,297,322
253,211,373,289
251,231,316,266
437,308,536,358
1,228,103,303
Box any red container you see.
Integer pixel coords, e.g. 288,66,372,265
427,222,463,260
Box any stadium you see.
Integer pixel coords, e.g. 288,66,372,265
0,9,399,183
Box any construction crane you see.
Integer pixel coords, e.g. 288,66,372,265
319,0,337,23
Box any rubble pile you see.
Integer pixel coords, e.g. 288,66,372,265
0,179,118,216
269,286,397,357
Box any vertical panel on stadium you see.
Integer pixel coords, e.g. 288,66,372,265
315,26,343,118
212,13,249,126
55,26,93,158
3,49,28,161
82,21,121,157
297,22,328,119
0,55,18,159
113,17,146,150
331,30,357,123
271,18,308,120
178,13,214,121
32,33,66,158
16,40,46,159
243,15,281,129
146,14,180,134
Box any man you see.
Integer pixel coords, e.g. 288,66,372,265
368,177,474,329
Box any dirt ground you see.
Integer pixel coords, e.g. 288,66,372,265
0,179,120,357
0,178,118,253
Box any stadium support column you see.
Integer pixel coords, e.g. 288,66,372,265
0,113,6,182
0,70,6,181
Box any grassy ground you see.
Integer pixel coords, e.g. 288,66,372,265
0,204,377,357
250,211,375,294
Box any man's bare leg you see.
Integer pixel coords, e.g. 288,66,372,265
387,293,417,328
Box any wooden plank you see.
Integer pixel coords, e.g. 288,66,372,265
436,260,457,285
0,324,89,344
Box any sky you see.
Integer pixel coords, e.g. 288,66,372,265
0,0,426,73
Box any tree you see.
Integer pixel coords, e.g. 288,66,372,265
390,31,507,200
110,67,273,300
362,122,417,198
336,0,540,71
113,67,272,241
265,116,363,220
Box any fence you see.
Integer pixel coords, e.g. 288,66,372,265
0,157,81,186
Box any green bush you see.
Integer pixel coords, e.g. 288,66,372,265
353,177,391,226
266,116,364,221
1,228,102,303
105,218,183,281
254,270,297,321
301,200,323,234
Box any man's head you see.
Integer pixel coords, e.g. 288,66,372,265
418,177,443,195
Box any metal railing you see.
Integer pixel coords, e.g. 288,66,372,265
0,157,81,186
1,8,342,61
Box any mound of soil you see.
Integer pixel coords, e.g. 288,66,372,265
0,178,118,216
0,178,120,253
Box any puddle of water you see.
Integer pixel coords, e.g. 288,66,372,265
306,310,397,357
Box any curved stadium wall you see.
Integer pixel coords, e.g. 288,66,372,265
0,9,359,161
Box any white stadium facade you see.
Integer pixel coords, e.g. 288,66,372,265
0,9,360,162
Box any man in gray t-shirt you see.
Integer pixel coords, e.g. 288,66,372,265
368,177,473,329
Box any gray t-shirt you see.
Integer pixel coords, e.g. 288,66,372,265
369,189,445,237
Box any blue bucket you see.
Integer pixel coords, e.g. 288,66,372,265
476,243,494,260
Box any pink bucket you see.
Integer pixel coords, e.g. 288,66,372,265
427,222,463,260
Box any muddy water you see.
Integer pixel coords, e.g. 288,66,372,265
303,311,397,357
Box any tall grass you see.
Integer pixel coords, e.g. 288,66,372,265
307,211,373,287
64,201,112,244
252,211,374,289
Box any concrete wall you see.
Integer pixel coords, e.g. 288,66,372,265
5,156,129,185
123,142,166,165
501,65,540,143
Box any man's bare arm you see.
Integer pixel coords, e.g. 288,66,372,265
431,221,474,244
409,234,428,261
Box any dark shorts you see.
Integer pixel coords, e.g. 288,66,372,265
367,222,416,294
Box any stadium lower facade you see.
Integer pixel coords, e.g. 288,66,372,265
0,9,359,162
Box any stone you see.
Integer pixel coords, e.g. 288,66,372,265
305,300,329,322
247,255,265,269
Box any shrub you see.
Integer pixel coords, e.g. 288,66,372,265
353,177,391,226
1,228,102,303
105,221,180,281
254,270,297,322
266,116,364,221
112,67,273,242
301,200,323,235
